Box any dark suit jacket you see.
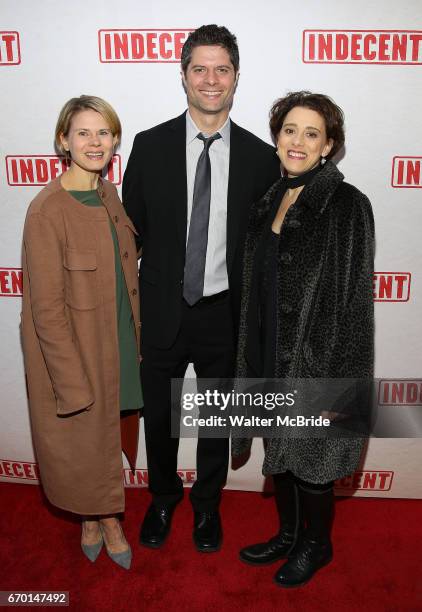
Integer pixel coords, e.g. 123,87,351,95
122,111,280,349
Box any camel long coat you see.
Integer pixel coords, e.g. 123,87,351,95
21,177,140,515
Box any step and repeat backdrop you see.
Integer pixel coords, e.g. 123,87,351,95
1,0,421,498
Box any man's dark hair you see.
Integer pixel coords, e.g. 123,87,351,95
181,24,239,74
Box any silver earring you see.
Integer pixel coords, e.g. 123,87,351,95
321,157,326,165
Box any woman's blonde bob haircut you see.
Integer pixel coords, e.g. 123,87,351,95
55,95,122,155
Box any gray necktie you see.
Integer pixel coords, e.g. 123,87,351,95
183,132,221,306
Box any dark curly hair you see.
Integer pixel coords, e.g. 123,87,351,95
181,24,239,74
269,91,345,159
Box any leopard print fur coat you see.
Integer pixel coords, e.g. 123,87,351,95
231,161,375,483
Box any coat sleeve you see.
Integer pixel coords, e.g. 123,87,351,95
331,192,375,378
230,226,256,458
122,132,146,253
23,212,95,415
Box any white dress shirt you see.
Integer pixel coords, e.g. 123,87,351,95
186,111,230,296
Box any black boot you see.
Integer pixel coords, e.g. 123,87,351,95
239,472,302,565
274,483,334,588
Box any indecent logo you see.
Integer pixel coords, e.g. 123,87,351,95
378,380,422,406
0,459,39,480
373,273,411,302
124,469,196,486
5,154,121,186
0,268,22,297
98,29,193,62
391,157,422,188
0,31,20,65
335,471,394,491
303,30,422,64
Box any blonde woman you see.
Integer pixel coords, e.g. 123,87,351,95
21,96,142,569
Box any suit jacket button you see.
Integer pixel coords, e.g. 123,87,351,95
114,215,119,223
132,288,137,296
123,251,129,258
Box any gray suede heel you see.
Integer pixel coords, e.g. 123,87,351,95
100,524,132,570
81,537,103,562
105,546,132,570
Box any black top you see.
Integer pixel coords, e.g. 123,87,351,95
257,171,319,377
260,231,279,377
256,182,289,377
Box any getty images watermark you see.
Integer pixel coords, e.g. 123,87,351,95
181,388,331,429
170,378,378,440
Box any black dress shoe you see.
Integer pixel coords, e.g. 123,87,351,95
193,511,222,552
139,503,175,549
239,531,296,565
274,537,333,588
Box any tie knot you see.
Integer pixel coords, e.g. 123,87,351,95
197,132,221,149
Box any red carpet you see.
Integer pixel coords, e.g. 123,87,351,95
1,483,421,611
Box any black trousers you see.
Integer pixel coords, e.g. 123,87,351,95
141,293,235,513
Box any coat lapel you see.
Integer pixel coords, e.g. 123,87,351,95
227,122,253,274
166,112,188,250
299,161,344,216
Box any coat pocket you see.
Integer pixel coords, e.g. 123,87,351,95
63,248,98,310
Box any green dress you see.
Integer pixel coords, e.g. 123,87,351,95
69,190,143,412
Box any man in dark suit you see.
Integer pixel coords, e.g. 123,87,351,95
123,24,280,553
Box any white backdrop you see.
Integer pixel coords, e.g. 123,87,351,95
1,0,421,499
